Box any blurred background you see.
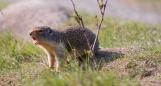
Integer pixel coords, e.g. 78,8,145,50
0,0,161,37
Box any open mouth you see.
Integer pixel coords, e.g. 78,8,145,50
32,37,38,45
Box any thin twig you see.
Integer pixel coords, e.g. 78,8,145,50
70,0,97,66
92,0,107,50
70,0,90,48
0,9,4,16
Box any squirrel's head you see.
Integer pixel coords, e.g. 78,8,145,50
28,26,53,45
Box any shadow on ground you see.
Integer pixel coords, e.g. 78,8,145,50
95,49,125,69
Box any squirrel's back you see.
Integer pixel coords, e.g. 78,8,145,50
61,26,99,56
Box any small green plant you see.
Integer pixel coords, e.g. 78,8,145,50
126,61,137,69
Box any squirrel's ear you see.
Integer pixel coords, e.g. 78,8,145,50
48,28,52,34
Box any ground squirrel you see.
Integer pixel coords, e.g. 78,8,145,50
29,26,99,72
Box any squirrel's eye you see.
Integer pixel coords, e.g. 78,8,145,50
38,30,43,33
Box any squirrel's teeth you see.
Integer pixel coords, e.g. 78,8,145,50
34,40,38,45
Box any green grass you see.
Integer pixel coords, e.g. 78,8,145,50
0,13,161,86
0,33,44,73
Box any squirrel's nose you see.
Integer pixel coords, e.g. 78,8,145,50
28,32,32,36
